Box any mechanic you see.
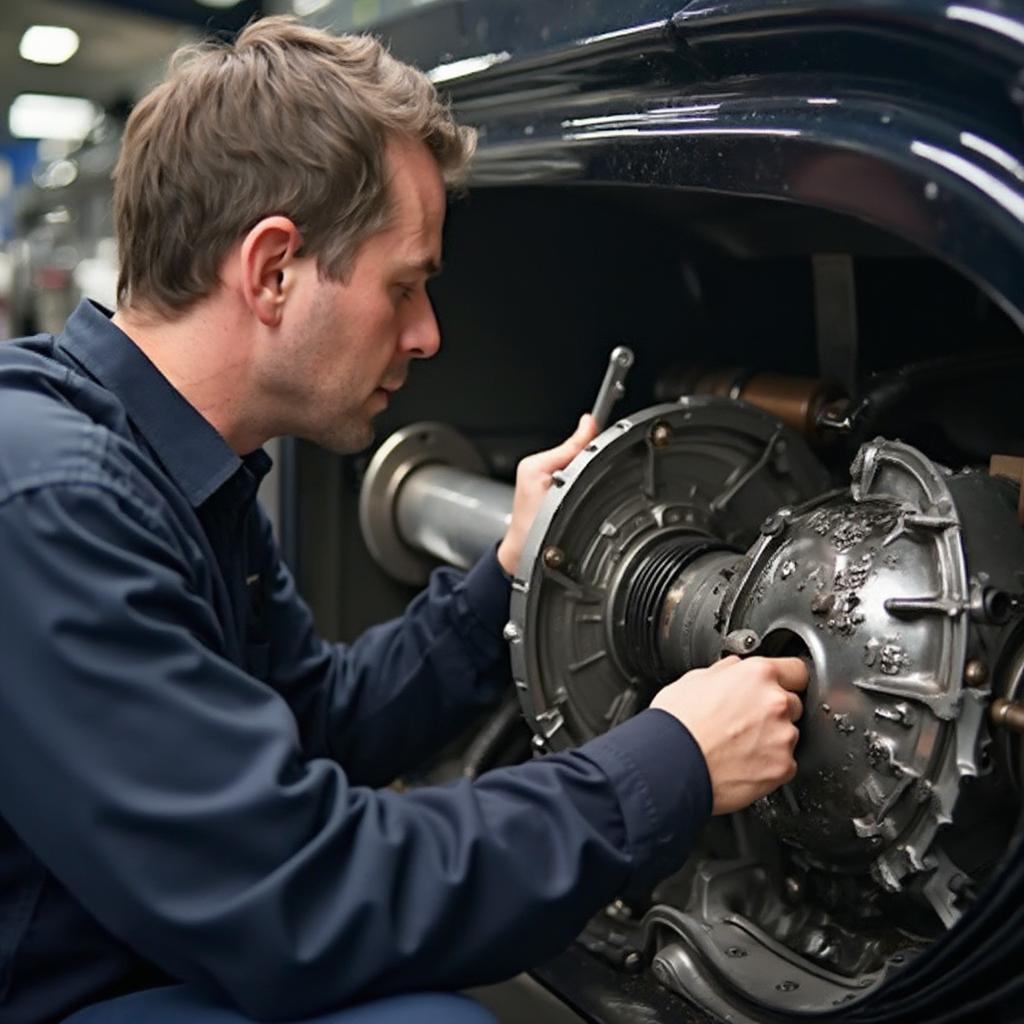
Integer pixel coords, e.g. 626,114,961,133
0,17,807,1024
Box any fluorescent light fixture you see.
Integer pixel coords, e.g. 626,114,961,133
292,0,332,14
9,94,98,142
19,26,80,65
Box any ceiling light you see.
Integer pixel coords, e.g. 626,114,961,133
19,26,80,66
292,0,332,15
9,94,98,142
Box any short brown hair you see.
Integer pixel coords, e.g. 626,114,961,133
113,16,475,315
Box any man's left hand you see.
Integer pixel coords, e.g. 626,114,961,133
496,413,599,576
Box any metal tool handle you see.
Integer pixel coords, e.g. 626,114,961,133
591,346,634,429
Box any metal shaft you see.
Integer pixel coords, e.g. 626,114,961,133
363,347,636,584
991,698,1024,735
395,465,513,571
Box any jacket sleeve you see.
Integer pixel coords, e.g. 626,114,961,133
0,480,711,1021
254,505,517,785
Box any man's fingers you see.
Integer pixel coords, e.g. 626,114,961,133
531,414,598,474
708,655,742,673
772,656,810,692
787,692,804,722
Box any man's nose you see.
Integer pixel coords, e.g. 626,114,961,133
402,290,441,360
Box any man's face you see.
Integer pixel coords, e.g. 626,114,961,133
266,137,446,452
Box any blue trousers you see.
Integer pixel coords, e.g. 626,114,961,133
62,985,498,1024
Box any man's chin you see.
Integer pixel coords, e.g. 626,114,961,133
288,414,372,454
319,418,375,455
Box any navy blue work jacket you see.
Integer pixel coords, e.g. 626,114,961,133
0,300,711,1023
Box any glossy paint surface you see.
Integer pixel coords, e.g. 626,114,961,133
380,1,1024,328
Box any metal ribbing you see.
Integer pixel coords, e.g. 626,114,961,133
621,536,721,684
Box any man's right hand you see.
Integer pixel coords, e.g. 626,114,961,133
651,655,808,815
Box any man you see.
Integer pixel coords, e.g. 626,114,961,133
0,17,807,1024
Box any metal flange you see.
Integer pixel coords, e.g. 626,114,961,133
507,397,830,750
358,422,487,586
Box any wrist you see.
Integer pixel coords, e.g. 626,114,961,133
496,537,518,576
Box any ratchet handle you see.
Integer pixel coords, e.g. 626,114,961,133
591,346,635,430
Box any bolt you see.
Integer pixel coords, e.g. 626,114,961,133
623,950,642,972
963,659,988,687
725,946,748,958
776,980,800,992
650,422,671,447
723,629,760,655
502,621,520,643
542,546,566,570
606,899,631,920
760,509,791,537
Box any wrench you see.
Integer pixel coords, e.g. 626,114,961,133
591,346,634,430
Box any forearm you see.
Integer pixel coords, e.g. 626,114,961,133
269,542,513,784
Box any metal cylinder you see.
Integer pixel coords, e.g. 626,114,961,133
655,365,843,443
359,421,513,585
395,464,512,571
612,536,737,690
657,549,744,679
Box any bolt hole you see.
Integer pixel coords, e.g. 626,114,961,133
983,588,1011,625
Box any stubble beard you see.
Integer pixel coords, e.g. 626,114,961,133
311,404,375,455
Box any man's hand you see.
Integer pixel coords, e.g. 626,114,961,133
496,414,598,576
651,655,808,815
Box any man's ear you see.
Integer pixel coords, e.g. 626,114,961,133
238,216,305,326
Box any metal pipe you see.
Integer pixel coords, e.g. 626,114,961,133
991,697,1024,735
395,464,513,571
363,348,637,583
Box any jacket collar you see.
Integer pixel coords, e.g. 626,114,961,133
58,299,269,507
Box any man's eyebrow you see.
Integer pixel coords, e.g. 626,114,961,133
405,258,443,278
